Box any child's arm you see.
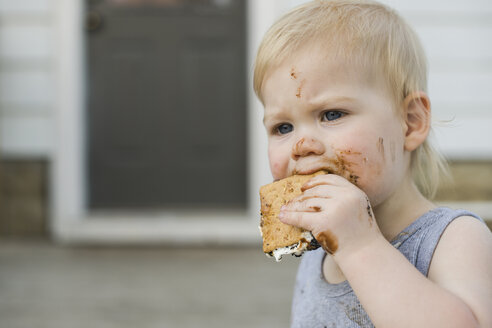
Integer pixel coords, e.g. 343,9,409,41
338,218,492,328
279,174,492,328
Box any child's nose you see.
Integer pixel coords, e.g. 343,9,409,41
291,137,326,160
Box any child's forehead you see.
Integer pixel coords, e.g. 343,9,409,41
273,42,375,78
266,46,379,90
262,46,395,110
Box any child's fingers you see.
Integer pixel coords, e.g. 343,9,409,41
278,210,317,231
300,184,342,199
301,174,350,191
292,194,331,203
283,197,325,213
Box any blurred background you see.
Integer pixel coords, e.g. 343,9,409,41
0,0,491,327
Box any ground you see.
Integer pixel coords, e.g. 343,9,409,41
0,240,298,328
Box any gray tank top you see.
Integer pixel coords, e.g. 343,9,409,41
291,207,483,328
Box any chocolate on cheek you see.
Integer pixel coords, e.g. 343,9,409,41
315,230,339,255
336,148,384,207
377,137,385,160
329,149,362,186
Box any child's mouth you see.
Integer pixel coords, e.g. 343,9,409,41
292,167,332,175
292,154,360,185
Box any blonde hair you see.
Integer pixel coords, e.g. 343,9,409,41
253,0,449,199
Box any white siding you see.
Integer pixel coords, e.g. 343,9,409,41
396,2,492,158
0,71,55,108
0,116,53,156
388,0,492,14
417,26,492,61
0,0,55,158
0,25,54,59
0,0,52,14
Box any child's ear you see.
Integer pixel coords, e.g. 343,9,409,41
402,91,431,152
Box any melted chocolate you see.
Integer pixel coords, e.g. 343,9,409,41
377,137,385,160
365,196,374,226
290,67,298,79
296,79,306,98
316,230,338,255
328,152,360,185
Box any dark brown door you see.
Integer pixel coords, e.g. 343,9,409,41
86,0,247,210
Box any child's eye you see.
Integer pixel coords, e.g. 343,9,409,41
275,123,293,135
322,110,345,121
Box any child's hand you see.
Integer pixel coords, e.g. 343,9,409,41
278,174,383,260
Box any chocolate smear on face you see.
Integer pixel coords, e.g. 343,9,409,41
316,230,338,255
328,151,360,186
366,196,374,226
338,149,362,156
296,79,306,98
290,67,297,79
294,137,306,154
377,137,385,160
292,149,359,185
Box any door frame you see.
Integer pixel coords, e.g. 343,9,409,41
52,0,279,245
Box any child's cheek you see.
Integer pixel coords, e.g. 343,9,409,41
268,148,289,180
334,140,384,187
353,138,400,205
270,161,283,180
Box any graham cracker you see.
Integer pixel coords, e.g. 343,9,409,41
259,171,326,254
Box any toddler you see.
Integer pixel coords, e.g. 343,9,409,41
253,1,492,327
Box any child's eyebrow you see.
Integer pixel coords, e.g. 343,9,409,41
307,95,357,107
263,111,281,125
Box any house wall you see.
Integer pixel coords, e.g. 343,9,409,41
0,160,48,235
0,0,55,235
0,0,55,157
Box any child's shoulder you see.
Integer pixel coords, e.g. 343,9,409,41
429,214,491,273
431,214,491,263
428,215,492,325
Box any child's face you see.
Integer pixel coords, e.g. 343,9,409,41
262,48,410,206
